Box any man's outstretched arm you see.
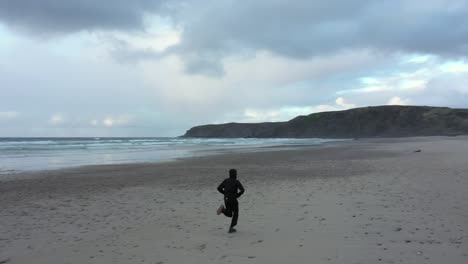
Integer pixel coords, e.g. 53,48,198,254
217,181,225,195
237,181,245,198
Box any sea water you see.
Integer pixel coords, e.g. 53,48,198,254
0,137,348,174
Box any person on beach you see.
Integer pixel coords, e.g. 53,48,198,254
217,169,245,233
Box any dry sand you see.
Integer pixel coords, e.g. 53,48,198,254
1,137,467,264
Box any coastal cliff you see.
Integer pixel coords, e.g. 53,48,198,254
183,105,468,138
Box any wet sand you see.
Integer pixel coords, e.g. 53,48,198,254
1,137,467,264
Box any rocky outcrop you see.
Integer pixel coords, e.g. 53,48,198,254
183,105,468,138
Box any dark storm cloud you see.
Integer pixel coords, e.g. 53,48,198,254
0,0,171,34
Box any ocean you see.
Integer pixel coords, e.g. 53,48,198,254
0,137,348,174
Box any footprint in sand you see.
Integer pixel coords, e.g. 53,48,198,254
198,244,207,251
251,239,263,244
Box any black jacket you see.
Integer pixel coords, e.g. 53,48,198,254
217,178,245,200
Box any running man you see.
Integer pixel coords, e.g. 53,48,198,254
216,169,245,233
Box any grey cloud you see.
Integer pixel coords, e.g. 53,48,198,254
0,0,171,35
174,0,370,56
174,0,468,59
114,0,468,74
108,37,166,63
2,1,466,57
3,0,468,73
183,52,226,76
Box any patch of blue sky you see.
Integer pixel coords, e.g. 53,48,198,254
0,24,14,50
403,54,435,64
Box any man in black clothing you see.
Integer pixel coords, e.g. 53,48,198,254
217,169,245,233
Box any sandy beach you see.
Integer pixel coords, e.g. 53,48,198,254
1,137,467,264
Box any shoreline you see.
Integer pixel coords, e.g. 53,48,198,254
1,136,467,263
0,138,351,180
0,138,352,178
1,135,459,178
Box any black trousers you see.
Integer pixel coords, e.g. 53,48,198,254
223,197,239,228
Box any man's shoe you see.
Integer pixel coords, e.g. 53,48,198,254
228,228,237,233
216,205,225,215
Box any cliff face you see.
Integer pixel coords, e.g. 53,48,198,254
183,106,468,138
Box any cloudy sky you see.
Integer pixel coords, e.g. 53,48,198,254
1,0,468,137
